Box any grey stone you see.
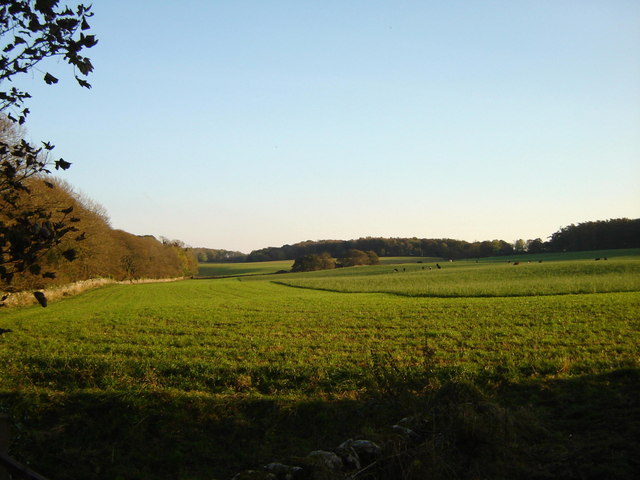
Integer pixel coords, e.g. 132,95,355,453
334,441,360,471
307,450,343,472
231,470,277,480
263,462,303,479
348,440,382,465
396,415,428,436
391,424,420,440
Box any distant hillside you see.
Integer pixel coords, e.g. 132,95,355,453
243,218,639,262
548,218,640,252
190,247,247,263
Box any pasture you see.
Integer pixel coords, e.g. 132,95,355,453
197,259,293,277
0,250,639,479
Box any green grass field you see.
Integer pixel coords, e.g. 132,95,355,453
197,259,293,277
1,249,639,479
274,256,640,297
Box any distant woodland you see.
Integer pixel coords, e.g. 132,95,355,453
191,248,247,263
195,218,640,263
2,168,637,292
4,171,637,293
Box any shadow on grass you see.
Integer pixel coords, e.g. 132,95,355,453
0,368,638,480
0,391,398,480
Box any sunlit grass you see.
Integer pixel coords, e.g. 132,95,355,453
1,248,639,479
197,260,293,277
273,257,640,297
2,267,639,395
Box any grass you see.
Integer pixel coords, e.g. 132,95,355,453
273,256,640,297
0,248,639,479
197,260,293,277
477,247,640,263
379,256,443,264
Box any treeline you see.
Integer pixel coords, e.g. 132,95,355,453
245,218,639,262
191,247,247,263
547,218,640,252
3,178,197,292
247,237,515,262
291,249,380,272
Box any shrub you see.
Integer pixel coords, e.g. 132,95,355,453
291,252,336,272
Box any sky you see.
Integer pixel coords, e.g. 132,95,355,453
12,0,640,253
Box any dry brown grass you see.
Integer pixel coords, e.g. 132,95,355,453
1,276,186,308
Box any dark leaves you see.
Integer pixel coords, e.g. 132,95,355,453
43,72,58,84
75,76,91,89
2,2,96,287
28,16,44,32
80,34,97,48
35,0,60,15
61,249,77,261
33,290,47,307
75,56,94,75
28,264,42,275
54,158,71,170
17,108,29,124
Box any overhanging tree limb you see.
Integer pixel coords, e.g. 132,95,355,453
0,1,96,305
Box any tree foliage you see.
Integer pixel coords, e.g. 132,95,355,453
547,218,640,252
513,239,526,253
5,178,197,293
0,1,96,301
247,237,516,262
291,252,335,272
338,249,378,267
0,118,80,288
191,247,247,263
291,249,378,271
526,238,545,254
0,1,96,123
244,219,639,263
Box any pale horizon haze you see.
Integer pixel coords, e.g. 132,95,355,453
13,0,640,253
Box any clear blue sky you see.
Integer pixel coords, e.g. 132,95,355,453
16,0,640,253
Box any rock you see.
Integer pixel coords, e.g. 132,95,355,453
307,450,343,472
391,424,420,440
347,440,382,465
231,470,277,480
396,415,429,437
396,416,419,428
263,462,303,479
334,441,360,471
